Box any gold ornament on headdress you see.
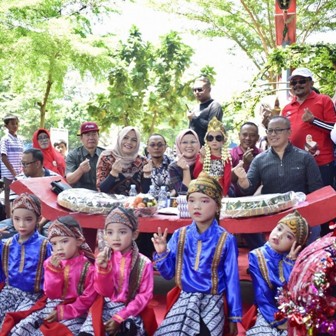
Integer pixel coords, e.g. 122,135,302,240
203,117,231,177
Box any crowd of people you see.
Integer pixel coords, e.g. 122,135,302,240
0,68,335,335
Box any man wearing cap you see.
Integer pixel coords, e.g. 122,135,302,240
65,122,104,190
282,68,336,235
187,76,223,146
282,68,336,187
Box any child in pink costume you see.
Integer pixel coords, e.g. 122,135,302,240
7,216,97,335
79,206,155,336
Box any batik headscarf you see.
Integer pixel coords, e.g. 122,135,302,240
12,193,41,217
175,129,201,166
278,210,309,246
105,206,138,232
32,128,66,176
187,172,223,210
48,216,95,262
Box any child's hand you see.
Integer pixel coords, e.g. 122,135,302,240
96,246,111,268
104,318,120,335
228,322,238,336
288,241,302,261
49,254,62,268
44,310,58,323
152,227,168,254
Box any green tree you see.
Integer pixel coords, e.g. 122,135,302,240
0,0,115,130
88,26,195,139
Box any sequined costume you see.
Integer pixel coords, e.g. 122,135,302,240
154,220,242,336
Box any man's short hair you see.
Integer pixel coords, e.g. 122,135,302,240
269,116,291,129
195,75,211,87
147,133,167,145
54,139,67,148
240,122,259,133
23,148,44,165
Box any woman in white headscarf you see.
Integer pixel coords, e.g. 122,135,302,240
96,126,150,196
168,129,200,195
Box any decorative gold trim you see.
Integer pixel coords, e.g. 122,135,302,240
211,232,228,294
62,265,70,299
255,249,273,289
2,238,12,279
35,239,48,293
117,256,126,294
175,227,187,288
194,240,202,271
278,260,285,283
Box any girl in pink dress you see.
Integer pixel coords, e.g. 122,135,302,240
79,206,155,336
8,216,97,335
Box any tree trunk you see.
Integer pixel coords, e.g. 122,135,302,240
39,76,53,128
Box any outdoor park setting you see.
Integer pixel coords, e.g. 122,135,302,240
0,0,336,336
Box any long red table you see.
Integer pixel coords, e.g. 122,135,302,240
11,176,336,250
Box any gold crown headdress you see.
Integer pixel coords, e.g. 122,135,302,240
206,117,227,138
203,117,231,178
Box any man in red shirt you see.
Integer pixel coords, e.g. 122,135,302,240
282,67,336,235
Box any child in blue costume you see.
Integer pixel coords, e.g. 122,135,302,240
153,172,242,336
0,193,52,325
246,210,309,335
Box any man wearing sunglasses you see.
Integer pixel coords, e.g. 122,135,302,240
187,76,223,146
282,68,336,235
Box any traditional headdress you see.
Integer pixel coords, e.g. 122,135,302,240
48,216,94,261
105,206,138,231
203,117,231,175
12,193,41,217
278,210,309,246
187,172,222,210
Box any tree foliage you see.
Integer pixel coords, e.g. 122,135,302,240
0,0,115,134
87,26,196,140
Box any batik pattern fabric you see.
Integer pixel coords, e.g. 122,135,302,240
247,242,294,333
153,220,242,334
0,286,42,328
154,291,224,336
9,298,86,336
246,309,288,336
79,298,145,336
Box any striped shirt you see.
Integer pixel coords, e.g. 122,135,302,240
1,133,24,179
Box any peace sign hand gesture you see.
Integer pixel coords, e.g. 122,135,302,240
152,227,168,254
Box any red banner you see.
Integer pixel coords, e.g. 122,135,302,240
275,0,296,46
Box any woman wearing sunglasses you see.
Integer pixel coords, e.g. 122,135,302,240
194,117,232,196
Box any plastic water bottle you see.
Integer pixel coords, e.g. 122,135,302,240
129,184,137,197
148,185,156,199
158,186,168,209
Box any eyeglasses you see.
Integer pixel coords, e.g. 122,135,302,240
206,135,224,142
148,143,165,148
37,135,49,140
21,161,37,167
193,87,204,93
266,128,290,135
289,79,309,86
181,140,199,146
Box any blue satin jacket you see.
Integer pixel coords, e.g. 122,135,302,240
249,242,294,327
154,220,242,322
0,230,52,293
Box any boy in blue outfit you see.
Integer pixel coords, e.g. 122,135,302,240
153,172,242,336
